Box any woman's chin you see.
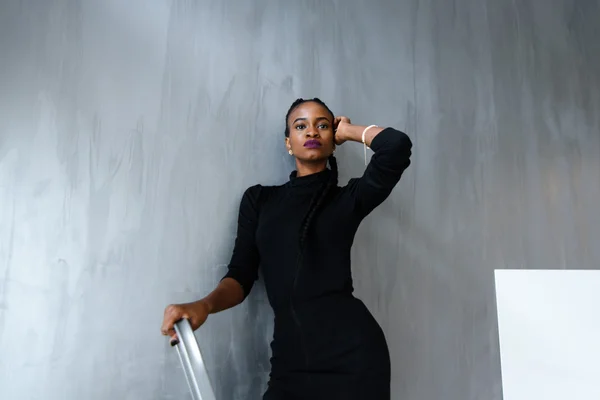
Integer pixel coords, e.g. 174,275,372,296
300,153,329,162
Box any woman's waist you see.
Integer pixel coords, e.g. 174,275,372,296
269,296,386,366
272,294,376,335
273,290,357,315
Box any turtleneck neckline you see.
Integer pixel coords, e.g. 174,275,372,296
287,168,331,188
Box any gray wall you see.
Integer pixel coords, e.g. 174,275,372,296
1,0,598,399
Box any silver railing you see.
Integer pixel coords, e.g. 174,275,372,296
173,319,217,400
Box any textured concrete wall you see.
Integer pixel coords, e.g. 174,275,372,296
0,0,598,399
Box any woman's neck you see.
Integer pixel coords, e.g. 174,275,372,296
295,159,328,177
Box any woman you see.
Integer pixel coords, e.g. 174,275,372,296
161,98,412,399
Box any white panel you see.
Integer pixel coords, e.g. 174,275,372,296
495,270,600,400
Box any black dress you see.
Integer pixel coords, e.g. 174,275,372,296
222,128,412,400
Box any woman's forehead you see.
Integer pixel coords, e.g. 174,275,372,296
289,102,332,120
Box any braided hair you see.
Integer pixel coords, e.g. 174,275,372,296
285,98,339,268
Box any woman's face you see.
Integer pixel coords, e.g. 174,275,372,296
285,101,335,163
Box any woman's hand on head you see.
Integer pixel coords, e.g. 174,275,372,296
334,116,351,145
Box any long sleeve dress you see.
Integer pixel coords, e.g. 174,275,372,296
222,127,412,400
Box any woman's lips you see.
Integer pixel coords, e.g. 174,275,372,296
304,140,322,148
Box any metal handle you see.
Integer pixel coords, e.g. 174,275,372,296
173,319,217,400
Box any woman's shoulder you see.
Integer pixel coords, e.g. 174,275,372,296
242,181,284,195
239,182,283,206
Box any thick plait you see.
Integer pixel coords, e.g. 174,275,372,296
298,154,338,252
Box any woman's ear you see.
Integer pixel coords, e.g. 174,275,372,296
285,137,291,150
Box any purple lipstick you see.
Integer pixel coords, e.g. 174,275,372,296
304,139,322,149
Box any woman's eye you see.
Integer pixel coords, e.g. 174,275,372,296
295,124,305,130
319,124,329,129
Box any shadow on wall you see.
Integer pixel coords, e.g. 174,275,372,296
209,279,272,400
348,143,501,397
192,270,274,400
165,285,272,399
